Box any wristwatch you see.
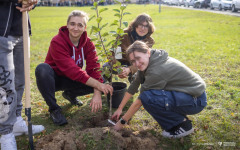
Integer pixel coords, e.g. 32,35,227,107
120,118,127,125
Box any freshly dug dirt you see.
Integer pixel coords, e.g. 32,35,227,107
35,112,159,150
35,127,159,150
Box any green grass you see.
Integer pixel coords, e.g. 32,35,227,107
16,4,240,149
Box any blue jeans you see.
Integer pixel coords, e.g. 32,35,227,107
139,90,207,130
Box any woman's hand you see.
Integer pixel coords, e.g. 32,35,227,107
118,67,130,79
111,109,122,121
113,120,124,131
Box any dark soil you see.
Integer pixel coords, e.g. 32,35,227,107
35,112,159,150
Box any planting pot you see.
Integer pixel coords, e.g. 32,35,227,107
107,82,127,108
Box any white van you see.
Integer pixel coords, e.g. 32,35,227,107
232,0,240,12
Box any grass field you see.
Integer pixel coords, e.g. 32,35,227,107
16,4,240,149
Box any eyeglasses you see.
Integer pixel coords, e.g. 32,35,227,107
138,24,149,29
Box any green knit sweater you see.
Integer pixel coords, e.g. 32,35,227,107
127,49,206,97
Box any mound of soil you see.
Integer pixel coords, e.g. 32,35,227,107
35,127,159,150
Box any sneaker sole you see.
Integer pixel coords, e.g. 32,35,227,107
162,128,194,138
173,128,194,138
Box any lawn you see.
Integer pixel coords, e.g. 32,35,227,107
17,4,240,150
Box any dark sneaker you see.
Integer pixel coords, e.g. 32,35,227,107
162,119,194,138
62,91,83,106
50,109,68,126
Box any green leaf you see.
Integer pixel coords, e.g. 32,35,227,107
110,22,118,26
92,26,100,32
120,5,126,11
102,32,109,37
90,38,98,42
114,0,121,4
109,31,117,34
117,28,124,34
110,20,119,26
89,15,95,22
117,68,122,74
100,23,108,30
116,61,121,66
113,9,120,13
93,2,98,7
123,12,131,16
123,21,128,27
99,8,108,14
114,13,121,18
96,17,102,24
90,27,93,35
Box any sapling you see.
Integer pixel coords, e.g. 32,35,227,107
90,0,130,118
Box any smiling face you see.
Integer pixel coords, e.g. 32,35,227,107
129,50,150,71
135,21,149,37
67,16,86,40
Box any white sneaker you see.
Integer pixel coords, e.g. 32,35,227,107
0,133,17,150
13,116,45,136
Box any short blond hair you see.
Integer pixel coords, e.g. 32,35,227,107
67,10,89,26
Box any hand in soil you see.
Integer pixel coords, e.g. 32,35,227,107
113,121,124,131
90,93,102,113
112,109,122,121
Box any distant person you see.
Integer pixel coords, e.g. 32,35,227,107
103,13,155,82
0,0,45,149
35,10,113,126
112,41,207,138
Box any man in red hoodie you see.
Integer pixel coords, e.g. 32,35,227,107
35,10,113,126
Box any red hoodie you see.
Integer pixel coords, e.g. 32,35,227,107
45,26,103,84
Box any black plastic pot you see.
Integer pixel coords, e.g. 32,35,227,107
107,82,127,108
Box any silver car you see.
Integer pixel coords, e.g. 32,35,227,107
232,0,240,12
210,0,232,10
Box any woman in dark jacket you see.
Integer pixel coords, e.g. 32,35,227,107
103,13,155,82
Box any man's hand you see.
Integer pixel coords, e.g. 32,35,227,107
16,0,37,12
97,83,113,96
118,67,130,79
89,90,102,113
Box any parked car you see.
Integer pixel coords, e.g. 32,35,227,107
210,0,232,10
232,0,240,12
194,0,211,8
221,0,232,10
178,0,186,6
185,0,197,7
210,0,222,10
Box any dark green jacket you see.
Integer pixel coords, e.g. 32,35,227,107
127,49,206,97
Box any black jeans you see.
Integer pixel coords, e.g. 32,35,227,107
35,63,93,112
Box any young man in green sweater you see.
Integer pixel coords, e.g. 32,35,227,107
112,41,207,138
